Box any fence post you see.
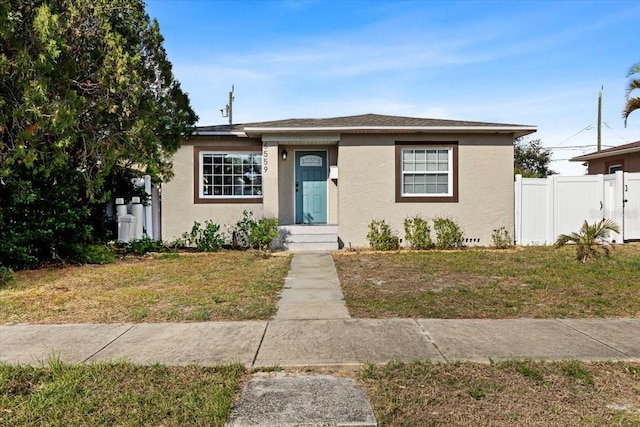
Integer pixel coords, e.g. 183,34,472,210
616,170,625,242
514,174,522,245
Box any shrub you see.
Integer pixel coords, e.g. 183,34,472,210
491,226,513,249
367,219,400,251
249,218,280,251
229,210,258,250
0,267,15,287
433,217,464,249
555,219,620,263
67,243,116,264
404,215,432,250
114,237,168,256
186,220,224,252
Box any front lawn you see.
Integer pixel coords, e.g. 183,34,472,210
0,361,244,427
0,252,292,324
333,245,640,318
360,359,640,426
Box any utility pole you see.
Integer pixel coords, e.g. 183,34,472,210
220,85,235,124
597,86,602,151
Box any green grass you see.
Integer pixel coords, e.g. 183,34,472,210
333,245,640,318
359,360,640,426
0,359,244,426
0,252,292,323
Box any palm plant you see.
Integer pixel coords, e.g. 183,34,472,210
555,219,620,263
623,62,640,127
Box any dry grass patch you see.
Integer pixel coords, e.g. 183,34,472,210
0,360,244,426
0,252,291,323
360,360,640,426
334,245,640,318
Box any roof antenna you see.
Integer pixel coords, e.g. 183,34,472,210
220,85,234,124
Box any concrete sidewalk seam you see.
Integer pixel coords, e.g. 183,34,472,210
251,321,270,367
555,319,637,361
413,319,448,363
82,324,136,364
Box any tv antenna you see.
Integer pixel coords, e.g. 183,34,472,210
220,85,234,124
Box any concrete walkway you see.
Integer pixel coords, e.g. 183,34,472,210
275,252,350,320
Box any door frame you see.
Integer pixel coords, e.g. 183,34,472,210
294,149,329,224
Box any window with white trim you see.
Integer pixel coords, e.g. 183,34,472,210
200,152,262,198
608,164,623,174
401,147,453,196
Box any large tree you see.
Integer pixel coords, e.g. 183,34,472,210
623,62,640,127
514,137,555,178
0,0,197,269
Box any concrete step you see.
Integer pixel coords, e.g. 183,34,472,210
279,225,339,251
285,241,339,251
281,224,338,235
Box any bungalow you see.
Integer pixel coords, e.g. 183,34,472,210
161,114,536,250
570,140,640,174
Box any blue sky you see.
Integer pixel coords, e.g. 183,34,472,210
145,0,640,175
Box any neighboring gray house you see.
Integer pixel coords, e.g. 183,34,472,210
161,114,536,250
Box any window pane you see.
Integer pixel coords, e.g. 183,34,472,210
403,150,414,161
201,152,262,198
415,150,426,161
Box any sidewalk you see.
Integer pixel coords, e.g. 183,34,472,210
1,252,640,367
2,318,640,367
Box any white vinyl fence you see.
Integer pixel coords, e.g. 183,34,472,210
515,172,640,245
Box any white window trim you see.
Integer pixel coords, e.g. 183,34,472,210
199,150,263,199
608,163,623,174
400,147,454,197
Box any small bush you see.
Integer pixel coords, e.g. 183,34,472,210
229,210,258,250
75,244,116,264
491,226,513,249
404,215,432,250
249,218,280,251
186,220,224,252
114,237,168,256
0,267,15,287
555,219,620,263
433,217,464,249
367,219,400,251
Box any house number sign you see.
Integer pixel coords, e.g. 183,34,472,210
262,142,269,173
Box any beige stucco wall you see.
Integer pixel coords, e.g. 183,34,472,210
337,133,515,248
161,139,264,242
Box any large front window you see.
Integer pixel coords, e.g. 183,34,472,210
201,152,262,197
395,142,458,203
194,146,263,204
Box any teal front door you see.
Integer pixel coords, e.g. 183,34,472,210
295,151,328,224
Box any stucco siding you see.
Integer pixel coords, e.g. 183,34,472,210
587,153,640,174
161,140,264,242
336,133,515,248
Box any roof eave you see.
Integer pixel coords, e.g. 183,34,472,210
193,130,248,137
570,147,640,162
243,125,537,138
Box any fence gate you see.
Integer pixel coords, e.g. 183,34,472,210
624,172,640,241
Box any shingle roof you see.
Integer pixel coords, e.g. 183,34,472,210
570,140,640,161
196,113,535,136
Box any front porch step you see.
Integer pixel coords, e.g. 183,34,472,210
279,225,339,252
